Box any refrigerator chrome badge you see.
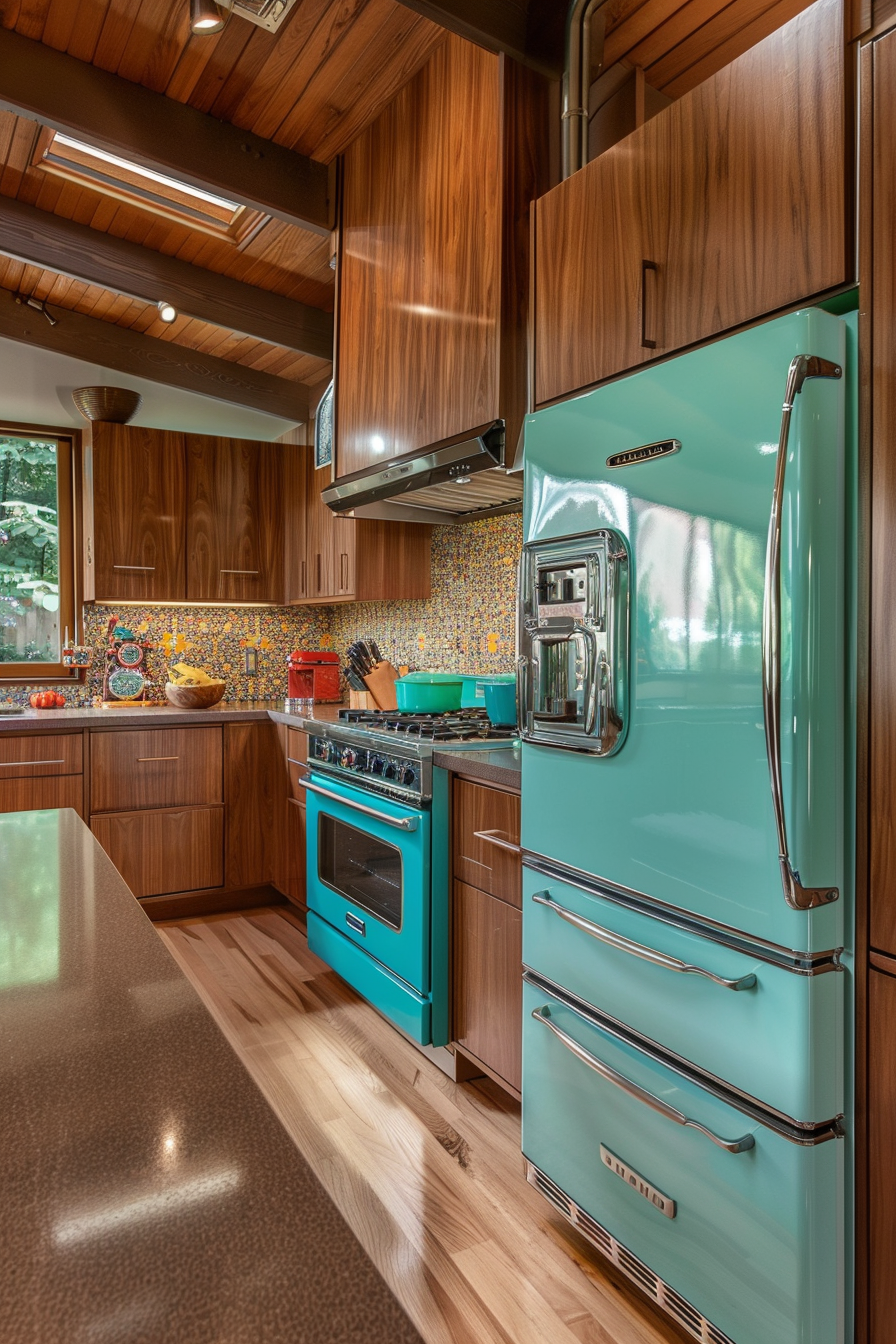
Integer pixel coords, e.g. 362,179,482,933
606,438,681,468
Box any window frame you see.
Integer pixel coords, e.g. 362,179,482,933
0,421,81,684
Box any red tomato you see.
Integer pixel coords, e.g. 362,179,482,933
30,691,57,709
29,692,40,709
54,693,66,708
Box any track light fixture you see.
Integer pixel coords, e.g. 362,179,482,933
190,0,226,34
13,292,57,326
157,300,177,323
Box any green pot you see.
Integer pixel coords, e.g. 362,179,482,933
395,672,464,712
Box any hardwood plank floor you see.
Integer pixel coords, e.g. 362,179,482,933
157,907,687,1344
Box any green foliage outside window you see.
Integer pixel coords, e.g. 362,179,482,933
0,437,60,663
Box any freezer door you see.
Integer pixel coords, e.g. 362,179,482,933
521,307,852,954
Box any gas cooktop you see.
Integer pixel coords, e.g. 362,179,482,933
337,707,511,742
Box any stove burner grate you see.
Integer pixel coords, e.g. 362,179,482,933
337,707,510,741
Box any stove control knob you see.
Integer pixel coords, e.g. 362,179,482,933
383,760,398,781
400,765,417,788
371,756,386,775
316,739,335,763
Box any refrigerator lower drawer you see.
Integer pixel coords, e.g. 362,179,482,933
522,866,844,1123
307,912,432,1044
521,981,845,1344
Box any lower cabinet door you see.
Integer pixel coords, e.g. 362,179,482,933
452,879,522,1092
0,775,84,816
91,806,224,897
285,797,307,910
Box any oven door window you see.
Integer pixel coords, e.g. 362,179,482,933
318,814,403,931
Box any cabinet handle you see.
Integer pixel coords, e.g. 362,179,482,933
300,560,306,595
316,554,322,591
286,757,307,767
113,564,155,571
219,569,259,575
0,758,65,767
640,259,658,350
473,828,521,856
86,536,93,566
531,892,757,990
136,756,180,762
340,552,349,590
531,1008,755,1153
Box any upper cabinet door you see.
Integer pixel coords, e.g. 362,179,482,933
664,0,848,354
186,438,284,604
88,424,186,602
534,110,670,406
337,37,549,476
533,0,849,407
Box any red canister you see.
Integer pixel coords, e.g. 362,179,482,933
287,650,341,704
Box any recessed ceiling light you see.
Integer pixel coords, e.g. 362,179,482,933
157,300,177,323
190,0,226,34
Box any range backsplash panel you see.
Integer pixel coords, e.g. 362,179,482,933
2,514,522,706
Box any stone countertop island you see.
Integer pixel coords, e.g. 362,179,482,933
0,808,422,1344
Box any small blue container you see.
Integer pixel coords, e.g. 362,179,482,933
480,674,517,727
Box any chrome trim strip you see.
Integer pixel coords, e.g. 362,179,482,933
531,892,757,990
297,776,419,831
522,851,843,975
762,353,842,911
531,1006,755,1153
524,969,844,1145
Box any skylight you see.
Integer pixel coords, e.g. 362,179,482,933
35,131,269,245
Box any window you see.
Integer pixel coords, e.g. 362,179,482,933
0,426,77,681
34,132,270,247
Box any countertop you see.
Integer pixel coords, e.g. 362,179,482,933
0,699,344,731
433,744,522,789
0,808,422,1344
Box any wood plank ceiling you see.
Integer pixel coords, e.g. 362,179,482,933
0,0,814,416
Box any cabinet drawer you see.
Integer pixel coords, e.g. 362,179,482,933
453,778,521,905
0,774,84,816
452,880,521,1091
0,733,82,778
286,728,308,799
523,866,843,1123
91,806,224,897
90,727,222,812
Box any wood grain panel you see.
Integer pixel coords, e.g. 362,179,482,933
0,731,82,777
352,520,433,602
284,797,308,911
91,805,224,897
534,106,669,405
186,436,284,603
870,25,896,956
224,720,280,890
337,35,502,476
0,772,83,816
452,879,522,1093
88,422,186,602
869,968,896,1339
90,727,223,813
452,777,521,907
664,0,848,352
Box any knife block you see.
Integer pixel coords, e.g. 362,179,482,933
349,690,377,710
362,661,399,711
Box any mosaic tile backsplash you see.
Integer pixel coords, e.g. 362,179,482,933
3,514,522,706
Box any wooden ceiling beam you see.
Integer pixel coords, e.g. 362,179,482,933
0,25,333,237
0,194,333,361
0,287,309,422
391,0,566,77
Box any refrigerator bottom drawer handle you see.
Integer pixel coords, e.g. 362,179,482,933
531,892,757,991
531,1008,755,1155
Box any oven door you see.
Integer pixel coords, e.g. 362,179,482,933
304,771,431,993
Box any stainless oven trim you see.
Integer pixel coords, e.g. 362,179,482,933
311,792,411,935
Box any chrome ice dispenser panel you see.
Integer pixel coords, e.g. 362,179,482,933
519,531,630,755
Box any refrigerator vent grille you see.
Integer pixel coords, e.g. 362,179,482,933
526,1162,735,1344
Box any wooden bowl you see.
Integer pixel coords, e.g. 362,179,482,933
72,386,143,423
164,681,226,710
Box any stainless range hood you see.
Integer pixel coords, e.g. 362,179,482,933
321,421,523,525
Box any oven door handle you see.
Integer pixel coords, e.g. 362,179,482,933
297,776,419,831
531,1008,754,1154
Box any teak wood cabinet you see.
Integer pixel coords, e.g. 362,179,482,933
186,438,284,604
451,775,522,1097
533,0,850,407
336,35,549,476
0,730,84,816
284,446,432,604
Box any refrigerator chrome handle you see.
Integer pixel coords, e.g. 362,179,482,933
296,777,418,831
532,893,757,990
762,353,842,913
531,1008,755,1153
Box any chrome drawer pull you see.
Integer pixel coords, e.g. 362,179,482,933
219,569,260,575
531,1008,755,1154
762,354,841,911
473,828,522,856
113,564,156,571
532,893,756,991
286,758,307,767
136,756,180,762
296,777,418,832
0,758,66,767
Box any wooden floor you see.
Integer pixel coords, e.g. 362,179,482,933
158,906,687,1344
